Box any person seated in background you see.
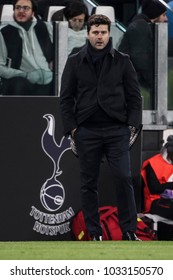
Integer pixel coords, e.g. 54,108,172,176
118,0,168,110
0,0,53,95
63,0,88,31
62,0,89,55
141,135,173,220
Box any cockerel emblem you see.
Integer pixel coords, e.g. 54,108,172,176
40,114,71,212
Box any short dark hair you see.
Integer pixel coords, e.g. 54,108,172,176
87,14,111,33
64,0,89,21
13,0,38,13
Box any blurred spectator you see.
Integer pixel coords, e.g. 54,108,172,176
63,0,88,31
58,0,89,55
118,0,167,109
141,135,173,220
0,0,53,95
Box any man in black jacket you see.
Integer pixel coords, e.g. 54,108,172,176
60,14,142,241
118,0,168,109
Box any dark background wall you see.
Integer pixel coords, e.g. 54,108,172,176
0,96,142,241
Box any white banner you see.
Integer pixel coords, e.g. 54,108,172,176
0,260,172,280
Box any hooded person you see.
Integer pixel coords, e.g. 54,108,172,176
141,0,167,22
141,135,173,220
118,0,168,110
0,0,53,95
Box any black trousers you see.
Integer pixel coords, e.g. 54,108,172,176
74,124,137,237
1,77,54,96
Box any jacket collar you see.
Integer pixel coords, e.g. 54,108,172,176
80,39,115,62
132,13,152,23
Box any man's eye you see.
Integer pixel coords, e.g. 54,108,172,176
92,31,107,35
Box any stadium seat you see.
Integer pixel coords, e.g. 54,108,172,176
0,4,13,22
95,6,115,23
47,6,65,22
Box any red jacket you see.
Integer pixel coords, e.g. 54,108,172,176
141,154,173,212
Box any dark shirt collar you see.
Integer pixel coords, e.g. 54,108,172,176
15,19,33,31
87,39,112,61
81,38,115,62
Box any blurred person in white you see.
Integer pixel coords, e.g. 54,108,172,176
0,0,53,95
63,0,89,55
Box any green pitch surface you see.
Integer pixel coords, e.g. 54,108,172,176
0,241,173,260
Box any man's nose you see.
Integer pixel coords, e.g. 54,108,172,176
97,32,103,37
